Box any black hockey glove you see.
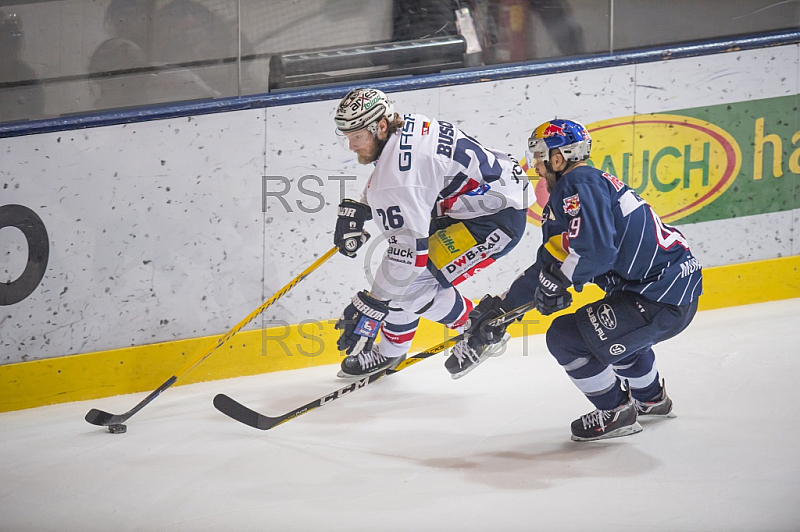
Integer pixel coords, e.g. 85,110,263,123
534,262,573,316
335,291,390,355
334,199,371,258
464,295,509,349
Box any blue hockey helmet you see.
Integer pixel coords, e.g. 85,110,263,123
527,119,592,163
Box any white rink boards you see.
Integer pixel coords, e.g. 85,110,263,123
2,43,798,364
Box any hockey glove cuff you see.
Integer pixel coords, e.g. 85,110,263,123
335,291,390,355
334,199,372,258
534,263,573,316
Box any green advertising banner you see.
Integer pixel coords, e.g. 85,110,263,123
523,94,799,226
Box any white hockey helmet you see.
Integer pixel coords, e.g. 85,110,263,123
334,88,395,134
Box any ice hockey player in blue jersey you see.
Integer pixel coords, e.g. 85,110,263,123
456,118,703,442
331,88,532,380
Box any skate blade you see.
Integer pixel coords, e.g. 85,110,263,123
336,369,381,379
336,357,405,379
639,411,677,419
450,352,495,380
489,333,511,357
571,422,644,442
450,362,480,380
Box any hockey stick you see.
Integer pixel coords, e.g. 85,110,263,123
213,300,538,431
85,246,339,428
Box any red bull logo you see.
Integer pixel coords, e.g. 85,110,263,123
542,123,564,137
562,193,581,216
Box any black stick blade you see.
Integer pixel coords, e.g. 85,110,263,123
85,408,123,426
214,394,281,430
84,376,178,427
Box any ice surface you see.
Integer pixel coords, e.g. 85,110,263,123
1,299,799,532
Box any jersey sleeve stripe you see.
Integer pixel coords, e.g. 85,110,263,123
544,234,569,261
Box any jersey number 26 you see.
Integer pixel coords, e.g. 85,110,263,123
376,206,404,230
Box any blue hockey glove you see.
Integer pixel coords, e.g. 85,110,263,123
335,291,390,355
534,263,573,316
334,199,371,258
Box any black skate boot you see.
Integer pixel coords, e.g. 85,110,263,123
635,379,676,418
337,344,405,379
444,333,510,380
571,387,643,442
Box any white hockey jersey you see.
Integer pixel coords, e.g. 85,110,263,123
362,113,531,302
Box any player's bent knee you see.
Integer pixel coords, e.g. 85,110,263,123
545,313,589,365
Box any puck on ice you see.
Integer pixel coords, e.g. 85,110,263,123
108,424,127,434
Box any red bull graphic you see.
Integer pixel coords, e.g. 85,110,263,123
542,123,564,137
562,193,581,216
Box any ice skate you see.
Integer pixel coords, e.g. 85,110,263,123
571,388,643,442
445,333,510,380
634,379,676,418
337,344,405,379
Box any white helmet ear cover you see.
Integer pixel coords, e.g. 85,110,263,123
526,137,551,164
559,140,591,162
335,88,395,133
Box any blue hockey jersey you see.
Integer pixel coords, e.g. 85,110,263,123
504,165,702,308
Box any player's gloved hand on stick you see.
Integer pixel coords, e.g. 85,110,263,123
464,295,509,349
534,262,573,316
335,290,390,355
334,199,371,257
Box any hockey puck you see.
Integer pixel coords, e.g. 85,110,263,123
107,424,127,434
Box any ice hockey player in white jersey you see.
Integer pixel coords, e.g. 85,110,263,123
453,118,703,441
332,87,532,379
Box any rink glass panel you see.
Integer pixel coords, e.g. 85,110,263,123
1,0,798,125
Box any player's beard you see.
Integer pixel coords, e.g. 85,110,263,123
542,162,558,193
357,151,378,165
357,137,381,164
